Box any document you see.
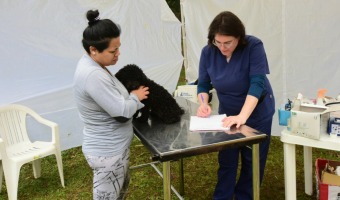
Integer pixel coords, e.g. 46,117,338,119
189,114,230,131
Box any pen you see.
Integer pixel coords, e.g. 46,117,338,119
200,94,205,106
200,94,210,117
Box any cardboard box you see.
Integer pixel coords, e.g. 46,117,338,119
316,158,340,200
322,171,340,186
290,103,329,140
321,160,340,186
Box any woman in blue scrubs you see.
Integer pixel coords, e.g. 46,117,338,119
196,11,275,200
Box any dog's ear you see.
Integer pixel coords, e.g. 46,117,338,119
125,80,141,91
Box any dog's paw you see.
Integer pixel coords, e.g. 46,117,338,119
114,116,130,123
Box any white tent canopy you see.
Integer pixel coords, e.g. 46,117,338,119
0,0,183,150
1,0,340,149
181,0,340,135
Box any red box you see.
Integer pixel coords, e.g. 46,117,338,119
315,158,340,200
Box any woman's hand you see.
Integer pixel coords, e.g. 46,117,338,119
196,104,211,117
222,95,257,128
131,86,149,101
222,115,247,129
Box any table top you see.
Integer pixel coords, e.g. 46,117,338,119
281,129,340,151
133,97,267,162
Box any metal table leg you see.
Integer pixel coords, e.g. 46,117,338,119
252,143,260,200
163,161,171,200
179,158,185,195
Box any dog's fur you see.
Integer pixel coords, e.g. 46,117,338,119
115,64,185,124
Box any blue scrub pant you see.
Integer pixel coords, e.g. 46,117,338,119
213,119,272,200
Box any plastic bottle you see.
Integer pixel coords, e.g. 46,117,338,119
291,93,302,110
316,89,327,106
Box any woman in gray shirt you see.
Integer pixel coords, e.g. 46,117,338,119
73,10,149,200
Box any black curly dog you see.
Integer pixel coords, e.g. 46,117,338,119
115,64,185,124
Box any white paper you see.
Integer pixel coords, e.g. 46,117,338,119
189,114,230,131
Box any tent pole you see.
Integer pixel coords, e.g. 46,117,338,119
180,0,188,84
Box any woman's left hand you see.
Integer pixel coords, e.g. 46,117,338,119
222,115,247,129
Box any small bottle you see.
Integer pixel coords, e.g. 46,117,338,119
316,89,327,106
292,98,301,110
316,97,323,106
287,118,291,131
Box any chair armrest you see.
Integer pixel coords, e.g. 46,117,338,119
25,109,59,145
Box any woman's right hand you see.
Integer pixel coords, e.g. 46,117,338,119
131,86,149,101
196,104,211,117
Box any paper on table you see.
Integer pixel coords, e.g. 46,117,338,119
189,114,230,131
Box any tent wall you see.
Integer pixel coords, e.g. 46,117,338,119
181,0,340,136
2,0,339,146
0,0,183,150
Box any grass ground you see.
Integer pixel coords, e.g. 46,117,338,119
1,136,339,200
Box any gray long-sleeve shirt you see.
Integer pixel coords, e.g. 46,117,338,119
73,54,144,156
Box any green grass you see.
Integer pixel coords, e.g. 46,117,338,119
1,136,339,199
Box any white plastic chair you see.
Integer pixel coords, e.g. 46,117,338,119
174,85,199,103
0,104,65,200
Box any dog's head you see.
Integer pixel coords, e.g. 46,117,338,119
115,64,149,92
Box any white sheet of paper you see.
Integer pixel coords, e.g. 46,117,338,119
189,114,230,131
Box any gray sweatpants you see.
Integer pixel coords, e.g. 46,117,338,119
85,148,130,200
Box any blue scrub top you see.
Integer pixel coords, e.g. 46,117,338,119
198,35,275,125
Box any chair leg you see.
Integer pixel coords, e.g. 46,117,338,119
55,152,65,187
3,162,21,200
0,161,3,193
32,159,42,178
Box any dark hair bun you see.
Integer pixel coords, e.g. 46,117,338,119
86,10,100,26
